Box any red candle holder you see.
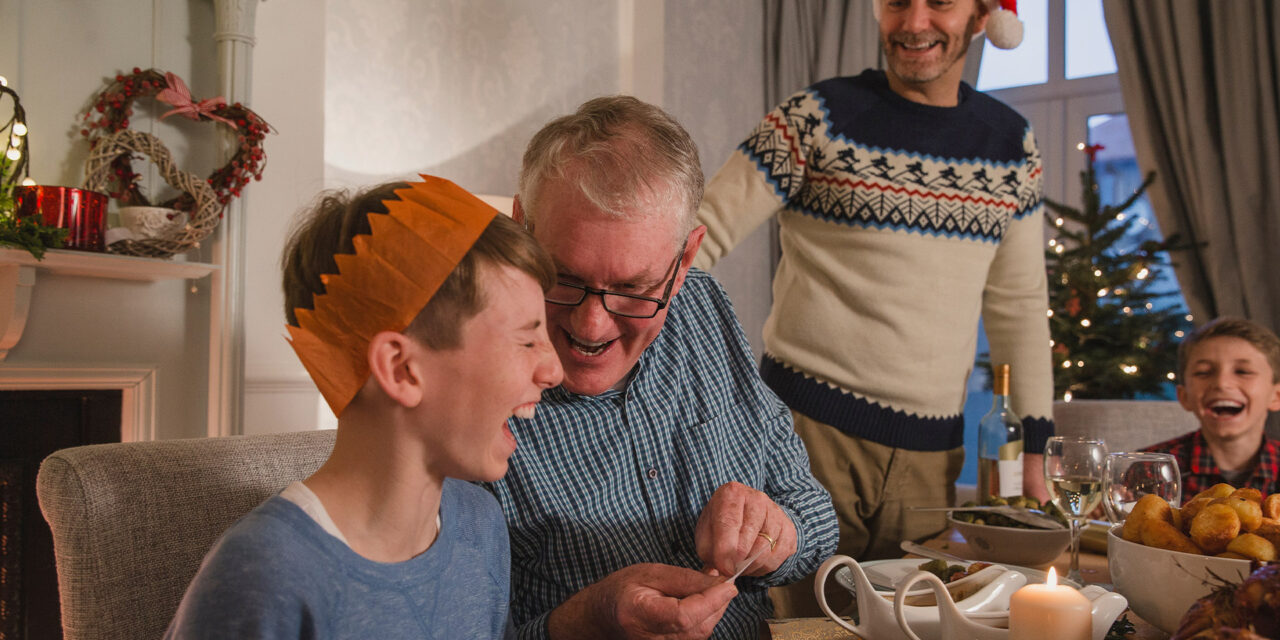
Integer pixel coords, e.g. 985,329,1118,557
13,185,109,252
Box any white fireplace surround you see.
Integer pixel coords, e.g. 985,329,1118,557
0,365,156,442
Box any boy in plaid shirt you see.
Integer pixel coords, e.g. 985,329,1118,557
1144,317,1280,502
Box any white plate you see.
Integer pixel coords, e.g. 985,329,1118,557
857,558,1082,594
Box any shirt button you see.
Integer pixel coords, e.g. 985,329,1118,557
647,468,658,479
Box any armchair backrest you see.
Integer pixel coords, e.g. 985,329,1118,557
1052,399,1198,453
36,430,335,640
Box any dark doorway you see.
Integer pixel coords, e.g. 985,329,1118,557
1,390,121,640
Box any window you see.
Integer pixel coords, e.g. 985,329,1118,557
960,0,1189,486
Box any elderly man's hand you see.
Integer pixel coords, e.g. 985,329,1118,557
695,481,797,579
547,563,737,640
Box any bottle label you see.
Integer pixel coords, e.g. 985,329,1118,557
997,452,1024,497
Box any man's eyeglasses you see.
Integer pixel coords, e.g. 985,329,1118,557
545,238,689,319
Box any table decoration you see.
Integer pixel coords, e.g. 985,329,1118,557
1007,567,1091,640
77,68,270,258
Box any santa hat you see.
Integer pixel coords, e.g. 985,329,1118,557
873,0,1024,50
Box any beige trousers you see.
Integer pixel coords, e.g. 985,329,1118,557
770,410,965,619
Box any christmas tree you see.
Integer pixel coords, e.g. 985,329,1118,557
1042,143,1194,401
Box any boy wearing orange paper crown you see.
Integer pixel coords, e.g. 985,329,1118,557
165,176,562,639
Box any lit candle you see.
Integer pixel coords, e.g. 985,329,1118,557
1008,567,1091,640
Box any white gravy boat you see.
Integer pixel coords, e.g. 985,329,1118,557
815,555,1128,640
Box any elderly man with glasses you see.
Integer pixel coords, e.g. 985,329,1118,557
482,96,838,640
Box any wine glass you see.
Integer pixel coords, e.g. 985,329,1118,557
1043,436,1108,585
1103,452,1181,523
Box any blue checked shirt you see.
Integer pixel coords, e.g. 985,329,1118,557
484,269,838,639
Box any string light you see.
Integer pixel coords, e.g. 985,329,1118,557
11,122,25,136
1093,269,1103,277
1076,142,1086,150
1175,330,1185,338
1049,339,1055,347
1063,360,1072,369
1136,267,1149,280
1120,364,1139,375
1185,314,1194,322
20,177,33,186
1122,306,1132,314
1055,244,1065,254
5,147,19,161
1048,238,1057,247
1117,213,1126,221
1055,218,1065,227
1080,319,1091,327
1097,288,1108,297
1145,302,1153,310
1076,360,1085,368
1064,391,1074,402
0,75,7,86
1166,372,1176,380
1047,309,1054,318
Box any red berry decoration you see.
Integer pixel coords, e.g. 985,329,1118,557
80,68,271,215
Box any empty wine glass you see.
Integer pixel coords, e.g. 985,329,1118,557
1043,436,1108,585
1103,452,1181,523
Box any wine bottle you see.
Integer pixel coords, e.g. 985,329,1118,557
977,364,1024,498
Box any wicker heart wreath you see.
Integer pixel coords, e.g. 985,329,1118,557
83,130,221,258
79,67,270,256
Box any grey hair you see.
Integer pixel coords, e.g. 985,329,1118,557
517,95,704,247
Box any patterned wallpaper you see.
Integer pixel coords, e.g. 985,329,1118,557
324,0,773,357
325,0,618,196
665,1,773,358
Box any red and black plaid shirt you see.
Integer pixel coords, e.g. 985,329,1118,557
1143,430,1280,504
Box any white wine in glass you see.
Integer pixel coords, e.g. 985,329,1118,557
1047,475,1104,518
1043,436,1108,585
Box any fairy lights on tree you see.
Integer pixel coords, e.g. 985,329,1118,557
1043,143,1193,401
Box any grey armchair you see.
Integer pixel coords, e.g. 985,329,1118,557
36,430,335,640
1051,399,1199,453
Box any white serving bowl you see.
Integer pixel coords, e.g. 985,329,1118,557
947,514,1072,567
1107,524,1251,633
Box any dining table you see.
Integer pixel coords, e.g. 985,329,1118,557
763,525,1171,639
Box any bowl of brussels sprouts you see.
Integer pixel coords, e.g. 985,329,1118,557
947,496,1073,567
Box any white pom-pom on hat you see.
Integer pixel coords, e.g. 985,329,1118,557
872,0,1024,50
984,0,1024,50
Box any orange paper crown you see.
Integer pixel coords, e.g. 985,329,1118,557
286,175,498,416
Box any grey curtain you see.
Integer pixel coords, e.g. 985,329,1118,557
1103,0,1280,334
763,0,879,109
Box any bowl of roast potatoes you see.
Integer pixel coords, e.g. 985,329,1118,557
1108,482,1278,633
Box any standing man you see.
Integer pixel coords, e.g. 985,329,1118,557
485,96,838,639
694,0,1054,570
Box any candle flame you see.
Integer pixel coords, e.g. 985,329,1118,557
1046,566,1058,587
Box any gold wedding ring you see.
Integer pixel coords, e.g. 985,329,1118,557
757,531,777,551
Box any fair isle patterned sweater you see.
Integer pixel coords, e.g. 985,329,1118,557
695,69,1054,453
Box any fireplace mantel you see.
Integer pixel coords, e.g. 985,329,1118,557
0,248,218,360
